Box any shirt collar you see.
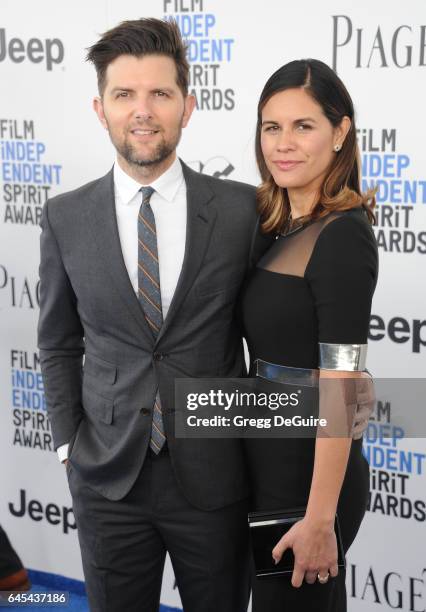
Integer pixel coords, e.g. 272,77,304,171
113,157,184,205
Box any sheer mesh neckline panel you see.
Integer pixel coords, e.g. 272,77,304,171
257,213,340,278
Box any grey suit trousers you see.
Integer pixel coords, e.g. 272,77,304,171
68,448,250,612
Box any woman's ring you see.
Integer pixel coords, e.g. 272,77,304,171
317,572,330,584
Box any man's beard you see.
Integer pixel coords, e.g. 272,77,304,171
119,136,178,167
108,120,183,169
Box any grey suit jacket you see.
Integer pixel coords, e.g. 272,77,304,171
38,161,262,508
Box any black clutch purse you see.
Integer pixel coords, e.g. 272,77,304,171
248,507,346,578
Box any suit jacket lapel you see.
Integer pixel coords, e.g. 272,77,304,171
84,169,155,345
155,161,217,345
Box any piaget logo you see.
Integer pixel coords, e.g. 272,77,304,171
332,16,426,70
0,265,40,309
349,563,426,609
0,28,64,71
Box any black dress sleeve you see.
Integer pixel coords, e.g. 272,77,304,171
305,210,378,345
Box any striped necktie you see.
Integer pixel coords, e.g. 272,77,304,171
138,186,166,454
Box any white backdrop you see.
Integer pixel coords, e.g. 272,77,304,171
0,1,425,610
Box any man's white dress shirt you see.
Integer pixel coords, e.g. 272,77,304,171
57,157,187,462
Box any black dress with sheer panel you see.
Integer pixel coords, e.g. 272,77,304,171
241,208,378,611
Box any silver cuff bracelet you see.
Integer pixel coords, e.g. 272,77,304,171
319,343,367,371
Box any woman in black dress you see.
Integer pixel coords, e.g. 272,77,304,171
241,59,378,611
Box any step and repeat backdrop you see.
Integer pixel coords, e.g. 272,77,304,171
0,1,425,610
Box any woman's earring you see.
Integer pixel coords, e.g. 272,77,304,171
334,144,342,152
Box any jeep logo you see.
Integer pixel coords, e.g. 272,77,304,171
0,28,64,71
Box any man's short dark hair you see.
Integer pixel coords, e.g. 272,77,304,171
86,18,189,97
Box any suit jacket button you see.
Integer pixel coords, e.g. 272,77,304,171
141,408,151,416
153,352,163,361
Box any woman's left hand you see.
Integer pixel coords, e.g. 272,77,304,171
272,517,339,588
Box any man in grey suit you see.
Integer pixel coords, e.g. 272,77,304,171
38,17,263,612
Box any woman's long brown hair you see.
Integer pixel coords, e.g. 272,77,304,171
255,59,376,234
